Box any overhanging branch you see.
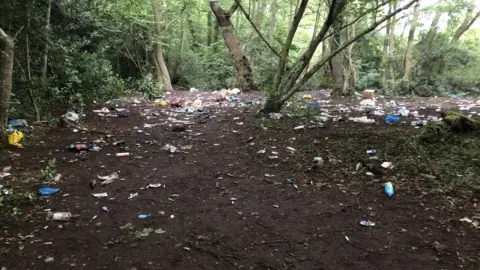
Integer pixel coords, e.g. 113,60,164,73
281,0,419,102
234,0,280,57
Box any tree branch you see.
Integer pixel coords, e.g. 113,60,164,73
272,0,309,93
234,0,280,57
280,0,347,93
280,0,419,103
229,1,239,15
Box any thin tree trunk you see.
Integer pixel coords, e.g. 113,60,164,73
207,13,213,46
381,3,392,87
424,8,442,50
26,7,40,121
172,16,185,84
210,1,257,90
268,0,277,36
403,1,420,79
152,0,173,91
0,28,14,135
41,0,52,82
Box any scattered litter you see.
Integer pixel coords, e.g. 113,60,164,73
381,162,393,169
90,146,102,152
155,228,166,234
92,192,108,198
355,162,363,171
8,131,24,148
138,214,151,219
93,107,110,113
362,89,375,99
38,187,61,196
349,116,375,124
269,113,282,119
97,172,119,184
102,206,109,212
128,192,138,200
112,140,126,146
257,149,266,154
268,156,278,159
68,143,89,152
385,115,400,123
0,172,11,178
180,145,193,150
367,150,376,155
360,220,376,227
146,183,163,188
294,125,305,130
286,147,296,153
459,216,479,229
273,205,279,208
44,257,54,263
162,144,178,153
116,152,130,157
360,99,376,107
397,107,409,116
47,212,78,221
65,111,79,122
303,94,312,99
384,182,395,197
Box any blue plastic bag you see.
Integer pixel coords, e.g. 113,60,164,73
385,115,400,123
38,187,61,196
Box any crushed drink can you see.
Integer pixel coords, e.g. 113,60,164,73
360,220,376,227
366,150,376,155
384,182,395,197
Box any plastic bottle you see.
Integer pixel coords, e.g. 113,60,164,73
46,212,78,221
384,182,395,197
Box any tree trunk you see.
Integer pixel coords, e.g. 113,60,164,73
268,0,277,36
451,9,480,44
0,28,14,135
41,0,52,82
152,0,173,91
26,7,41,121
172,16,185,84
403,2,420,79
424,8,441,50
259,0,417,114
210,1,257,91
207,12,213,46
382,3,396,89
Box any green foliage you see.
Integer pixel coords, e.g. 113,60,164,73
40,158,57,183
181,45,235,90
127,74,164,99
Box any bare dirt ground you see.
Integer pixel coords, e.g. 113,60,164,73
1,90,479,270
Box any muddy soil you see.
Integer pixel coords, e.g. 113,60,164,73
0,91,479,270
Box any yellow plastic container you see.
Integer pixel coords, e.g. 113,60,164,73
303,95,312,99
155,100,168,106
8,131,24,148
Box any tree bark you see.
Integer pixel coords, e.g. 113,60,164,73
403,1,420,79
210,0,257,91
0,28,14,135
207,12,213,46
26,6,41,121
424,8,442,50
451,8,480,44
41,0,52,82
152,0,173,91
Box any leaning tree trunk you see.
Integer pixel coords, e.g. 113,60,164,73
329,18,345,97
210,1,258,91
152,0,173,91
403,1,420,79
0,28,14,135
